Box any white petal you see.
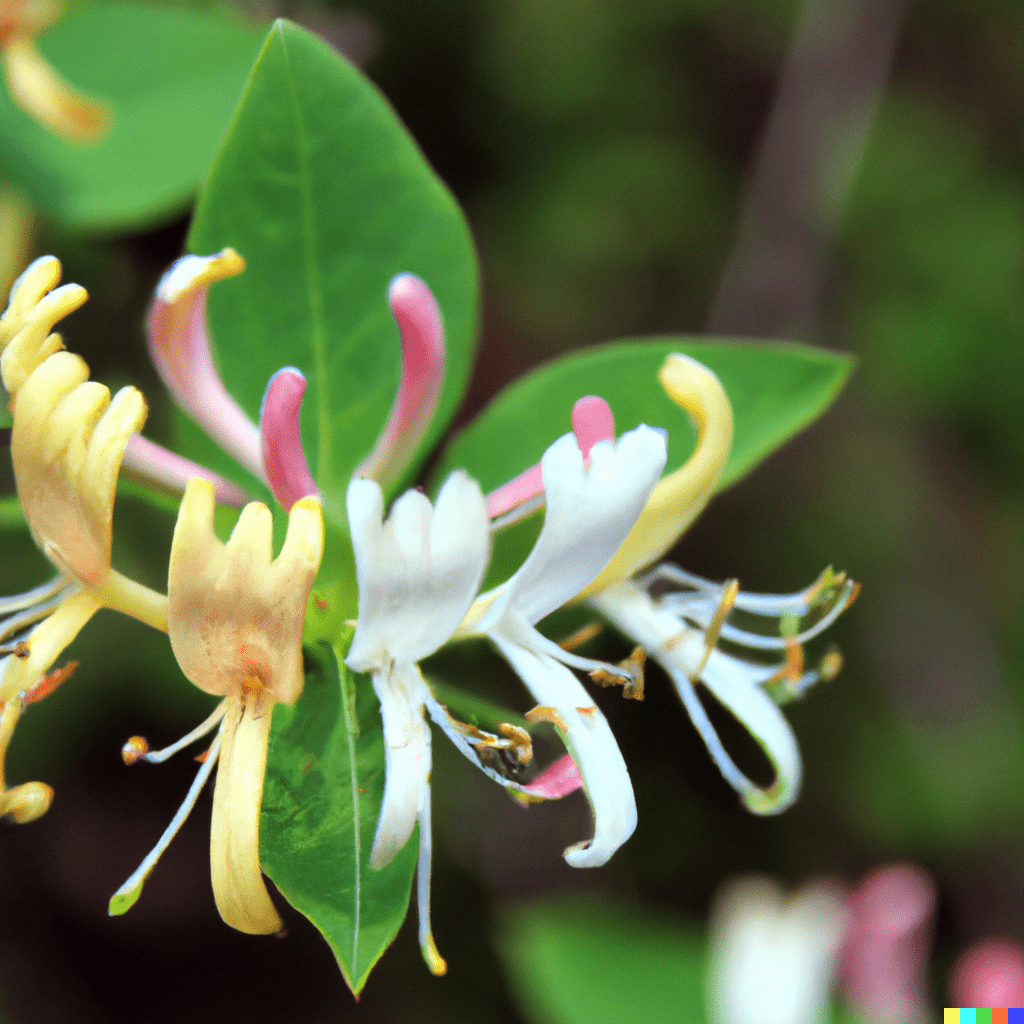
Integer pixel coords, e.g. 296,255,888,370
490,634,636,867
369,662,432,869
479,426,666,630
347,472,489,670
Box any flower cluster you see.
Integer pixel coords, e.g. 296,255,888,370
0,249,856,972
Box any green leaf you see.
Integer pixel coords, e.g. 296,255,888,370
437,339,853,495
496,899,708,1024
0,5,265,229
187,20,478,522
497,898,868,1024
260,639,418,996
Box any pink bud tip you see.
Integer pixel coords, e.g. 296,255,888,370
571,396,615,461
522,754,583,800
950,939,1024,1009
839,863,936,1022
485,463,545,520
260,367,320,510
354,273,445,487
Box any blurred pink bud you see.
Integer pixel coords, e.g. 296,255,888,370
260,367,320,510
354,273,445,488
147,250,265,484
521,754,583,800
571,396,616,462
838,863,936,1023
123,435,249,507
950,938,1024,1009
486,396,616,523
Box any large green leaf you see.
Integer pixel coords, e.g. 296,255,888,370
261,639,418,996
0,5,265,229
187,20,478,525
437,339,853,494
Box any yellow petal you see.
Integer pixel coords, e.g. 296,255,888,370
12,351,146,584
0,586,101,701
2,36,111,144
210,688,281,935
575,354,733,599
168,480,323,705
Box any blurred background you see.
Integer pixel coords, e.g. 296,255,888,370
2,0,1024,1020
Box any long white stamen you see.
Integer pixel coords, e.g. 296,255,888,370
0,583,79,643
109,726,223,916
0,573,76,616
137,702,228,764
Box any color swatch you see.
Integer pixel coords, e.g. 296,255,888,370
944,1010,1024,1024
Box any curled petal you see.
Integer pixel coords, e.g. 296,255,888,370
123,434,249,507
148,250,264,482
210,688,281,934
478,426,666,630
490,636,636,867
578,354,733,599
168,479,323,704
260,367,319,510
13,349,146,584
1,35,110,143
354,274,445,488
346,470,489,670
0,254,87,394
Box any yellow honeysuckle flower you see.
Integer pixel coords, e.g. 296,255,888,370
0,257,168,705
1,0,110,143
110,478,323,934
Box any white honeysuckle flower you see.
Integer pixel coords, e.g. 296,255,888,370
469,424,668,868
708,875,849,1024
579,355,856,815
345,469,491,975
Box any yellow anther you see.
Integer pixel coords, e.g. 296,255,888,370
121,735,150,766
692,580,739,680
590,646,646,700
526,705,569,732
498,723,533,765
558,620,603,653
819,648,843,681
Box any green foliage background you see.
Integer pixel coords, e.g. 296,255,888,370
2,0,1023,1021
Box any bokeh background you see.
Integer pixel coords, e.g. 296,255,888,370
2,0,1024,1019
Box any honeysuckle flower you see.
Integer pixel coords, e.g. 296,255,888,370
111,477,323,933
0,256,167,712
580,354,856,814
708,875,849,1024
1,0,111,143
345,469,491,974
464,415,669,868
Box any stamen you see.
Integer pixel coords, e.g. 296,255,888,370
109,726,223,916
0,572,74,616
558,620,603,653
526,705,569,732
589,647,646,699
132,701,228,764
259,367,319,510
121,735,149,766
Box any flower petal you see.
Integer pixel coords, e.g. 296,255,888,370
346,471,489,670
578,354,733,598
210,688,281,934
479,425,666,630
490,634,636,867
123,434,249,507
369,662,431,869
260,367,319,510
148,250,263,482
